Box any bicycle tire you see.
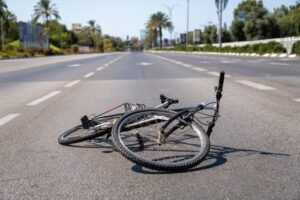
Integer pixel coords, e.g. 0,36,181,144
112,109,210,172
58,125,109,145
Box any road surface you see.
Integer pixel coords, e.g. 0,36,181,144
0,52,299,199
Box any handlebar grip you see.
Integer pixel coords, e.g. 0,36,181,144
218,71,225,91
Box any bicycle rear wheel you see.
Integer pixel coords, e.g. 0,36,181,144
112,109,210,172
58,125,108,145
58,115,120,145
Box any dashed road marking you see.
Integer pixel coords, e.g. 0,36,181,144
0,113,21,127
97,67,104,71
270,62,290,66
67,64,81,67
137,62,153,66
84,72,95,78
248,60,261,64
207,71,232,78
191,67,207,72
65,80,81,88
104,63,109,67
236,80,275,90
27,91,61,106
294,99,300,103
221,60,236,63
175,61,182,65
182,64,193,68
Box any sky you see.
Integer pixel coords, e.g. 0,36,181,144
6,0,298,40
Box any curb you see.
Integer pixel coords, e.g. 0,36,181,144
147,50,298,59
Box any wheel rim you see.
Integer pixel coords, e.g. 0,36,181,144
117,110,207,167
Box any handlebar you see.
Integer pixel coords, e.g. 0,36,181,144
216,71,225,101
218,71,225,91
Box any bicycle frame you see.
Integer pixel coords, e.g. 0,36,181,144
80,71,225,142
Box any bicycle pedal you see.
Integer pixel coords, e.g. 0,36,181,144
105,133,111,141
136,133,144,150
81,115,92,129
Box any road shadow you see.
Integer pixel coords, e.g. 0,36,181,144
130,145,290,174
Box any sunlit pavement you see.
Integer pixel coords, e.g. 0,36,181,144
0,52,299,199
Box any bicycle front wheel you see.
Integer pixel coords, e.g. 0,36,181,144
112,109,210,172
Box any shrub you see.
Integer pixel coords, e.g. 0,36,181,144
71,45,79,53
3,44,18,52
292,41,300,56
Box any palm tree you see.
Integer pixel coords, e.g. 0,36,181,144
87,20,96,32
0,0,7,17
33,0,60,26
0,0,7,49
146,12,172,49
87,20,101,50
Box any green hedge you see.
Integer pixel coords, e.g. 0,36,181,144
292,41,300,56
159,41,286,55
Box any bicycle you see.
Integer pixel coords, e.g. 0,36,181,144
110,71,225,172
58,95,180,145
58,71,225,172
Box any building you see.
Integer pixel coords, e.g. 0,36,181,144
72,23,82,33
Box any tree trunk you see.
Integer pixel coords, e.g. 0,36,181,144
159,26,162,49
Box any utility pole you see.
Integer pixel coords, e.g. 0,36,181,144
163,4,177,46
215,0,228,48
186,0,190,48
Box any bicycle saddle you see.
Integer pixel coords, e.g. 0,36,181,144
160,94,179,104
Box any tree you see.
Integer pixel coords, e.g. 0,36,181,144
222,24,232,43
0,0,7,17
3,10,18,42
87,20,102,50
230,0,280,41
0,0,7,49
146,12,172,49
273,3,300,37
202,25,218,44
33,0,60,26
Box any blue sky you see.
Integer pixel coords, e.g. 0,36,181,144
6,0,298,40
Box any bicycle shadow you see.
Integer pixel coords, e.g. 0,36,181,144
131,145,291,174
65,138,116,153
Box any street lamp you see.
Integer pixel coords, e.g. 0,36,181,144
215,0,229,48
186,0,190,48
163,4,177,46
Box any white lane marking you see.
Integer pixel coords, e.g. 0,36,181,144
97,67,104,71
248,60,261,64
191,67,207,72
207,71,232,78
199,61,210,63
270,62,290,66
137,62,153,66
280,59,292,61
236,80,275,90
67,64,81,67
0,114,21,127
221,60,236,63
84,72,95,78
27,91,61,106
65,80,81,88
104,63,109,67
175,61,182,65
294,99,300,103
182,64,193,68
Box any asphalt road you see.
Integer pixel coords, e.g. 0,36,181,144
0,52,299,200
